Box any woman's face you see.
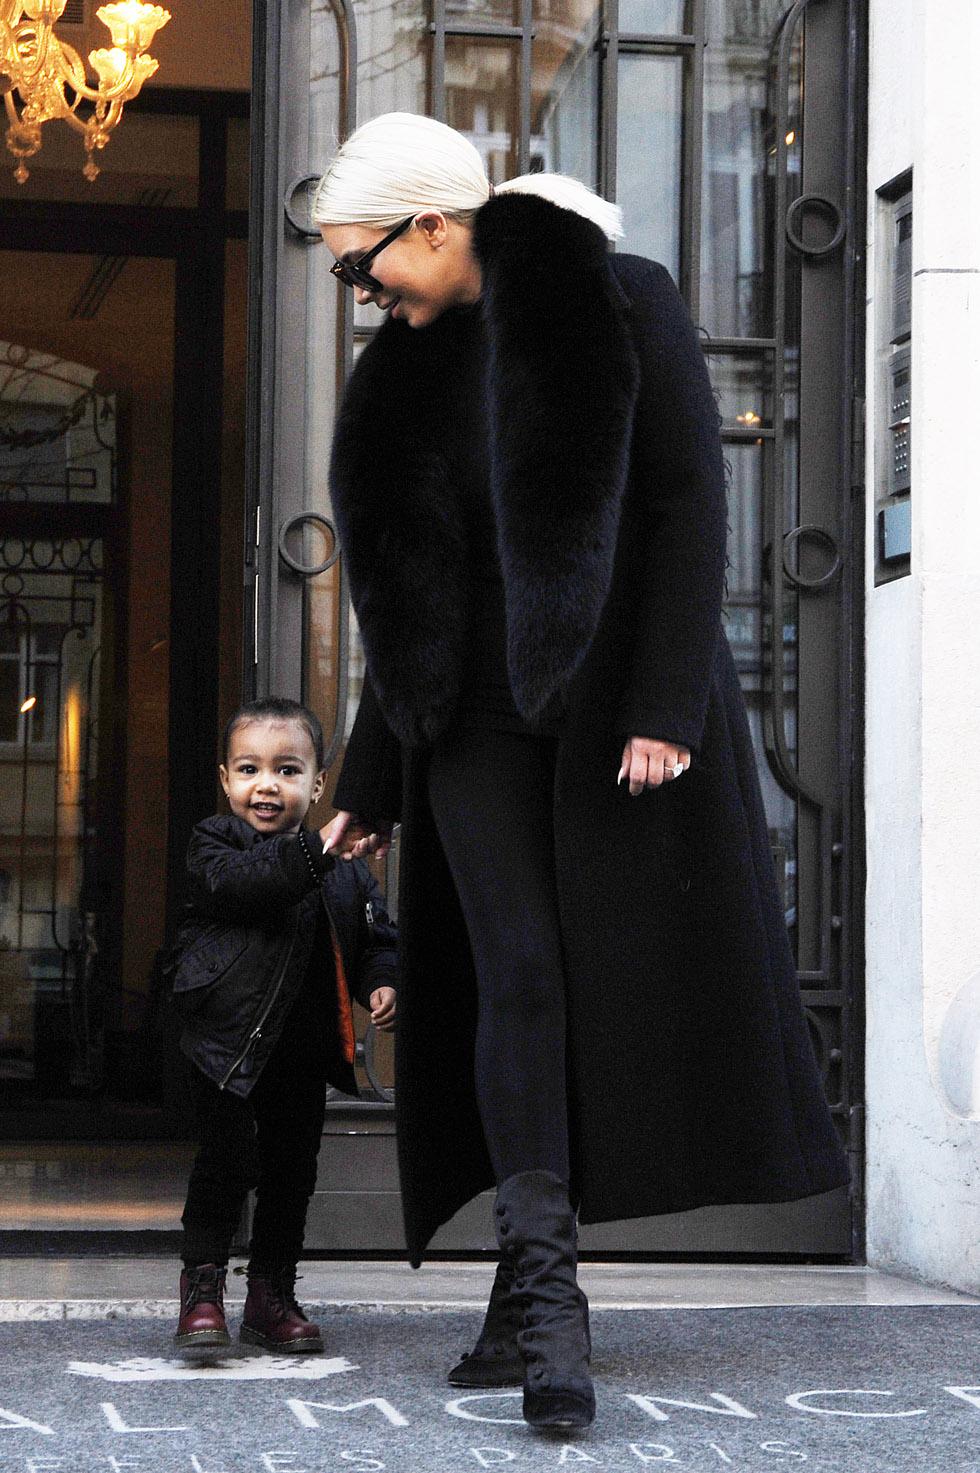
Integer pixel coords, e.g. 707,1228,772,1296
320,211,482,329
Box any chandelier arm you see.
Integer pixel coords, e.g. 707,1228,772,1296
5,18,55,87
57,37,141,105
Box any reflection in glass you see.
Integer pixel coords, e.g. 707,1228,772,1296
0,541,104,1088
706,350,773,427
0,112,199,207
700,0,802,338
447,0,519,25
225,116,250,212
0,345,116,506
533,0,600,183
617,53,684,279
446,37,520,182
723,440,797,936
619,0,688,33
353,0,427,120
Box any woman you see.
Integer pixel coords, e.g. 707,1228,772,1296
315,113,849,1431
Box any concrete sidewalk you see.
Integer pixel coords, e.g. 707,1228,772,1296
0,1259,976,1319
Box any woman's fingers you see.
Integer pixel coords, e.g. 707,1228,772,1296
619,739,692,793
320,811,352,854
629,748,652,796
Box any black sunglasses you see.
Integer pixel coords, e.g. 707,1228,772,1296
329,215,416,292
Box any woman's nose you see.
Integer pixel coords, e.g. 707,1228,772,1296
354,285,375,307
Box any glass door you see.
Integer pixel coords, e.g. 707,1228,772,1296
0,98,251,1236
251,0,863,1255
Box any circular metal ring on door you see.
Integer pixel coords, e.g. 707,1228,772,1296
283,174,323,241
785,193,845,257
782,524,842,590
278,512,340,576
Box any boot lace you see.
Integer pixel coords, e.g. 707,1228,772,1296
184,1265,225,1310
267,1270,307,1321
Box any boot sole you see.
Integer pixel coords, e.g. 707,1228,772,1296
174,1329,232,1354
523,1390,596,1429
240,1326,323,1354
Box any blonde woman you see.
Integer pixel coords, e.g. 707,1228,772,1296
317,113,848,1432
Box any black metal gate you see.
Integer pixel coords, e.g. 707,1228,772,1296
247,0,864,1255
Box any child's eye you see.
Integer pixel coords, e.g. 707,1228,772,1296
237,764,256,774
279,765,300,776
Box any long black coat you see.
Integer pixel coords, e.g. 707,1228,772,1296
330,192,849,1266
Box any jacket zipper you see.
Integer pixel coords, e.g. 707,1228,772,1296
218,913,300,1090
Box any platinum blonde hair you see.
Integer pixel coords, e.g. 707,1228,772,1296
312,112,624,243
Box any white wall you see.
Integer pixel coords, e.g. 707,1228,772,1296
864,0,980,1294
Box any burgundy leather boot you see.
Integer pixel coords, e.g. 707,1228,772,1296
240,1269,324,1353
174,1264,231,1353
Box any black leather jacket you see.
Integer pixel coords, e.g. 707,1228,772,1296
168,814,397,1098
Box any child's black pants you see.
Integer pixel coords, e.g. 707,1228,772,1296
181,972,330,1270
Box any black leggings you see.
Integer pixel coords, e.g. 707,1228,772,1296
180,976,329,1270
427,726,570,1185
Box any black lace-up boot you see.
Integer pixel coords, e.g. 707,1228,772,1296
174,1263,231,1353
240,1267,324,1353
447,1255,524,1387
494,1169,595,1428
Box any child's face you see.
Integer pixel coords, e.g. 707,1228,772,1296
219,717,326,835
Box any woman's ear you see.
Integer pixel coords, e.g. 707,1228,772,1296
414,210,449,249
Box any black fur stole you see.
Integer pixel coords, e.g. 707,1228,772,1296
329,192,640,746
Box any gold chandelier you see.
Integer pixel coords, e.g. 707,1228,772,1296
0,0,171,184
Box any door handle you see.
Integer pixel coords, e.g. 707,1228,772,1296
283,174,324,240
277,511,339,576
782,524,842,590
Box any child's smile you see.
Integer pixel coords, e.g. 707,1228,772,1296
219,717,326,835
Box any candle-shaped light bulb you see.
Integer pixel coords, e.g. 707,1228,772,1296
96,1,170,51
89,45,129,87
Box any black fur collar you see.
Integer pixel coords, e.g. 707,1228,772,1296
329,192,640,746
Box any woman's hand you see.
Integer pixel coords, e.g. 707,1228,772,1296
369,986,396,1031
319,811,397,862
618,737,691,796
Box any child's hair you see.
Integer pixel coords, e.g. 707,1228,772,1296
222,697,325,770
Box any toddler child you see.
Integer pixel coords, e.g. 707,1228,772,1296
169,696,397,1353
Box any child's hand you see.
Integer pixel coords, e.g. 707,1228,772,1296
369,986,396,1031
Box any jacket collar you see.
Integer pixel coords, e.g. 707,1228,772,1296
329,192,640,746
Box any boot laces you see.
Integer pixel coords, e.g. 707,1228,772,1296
266,1271,306,1320
184,1265,225,1309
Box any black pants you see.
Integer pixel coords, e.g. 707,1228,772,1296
427,726,570,1185
180,976,330,1270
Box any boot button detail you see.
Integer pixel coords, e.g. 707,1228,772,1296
499,1224,509,1235
495,1204,506,1216
514,1277,525,1290
532,1368,549,1386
